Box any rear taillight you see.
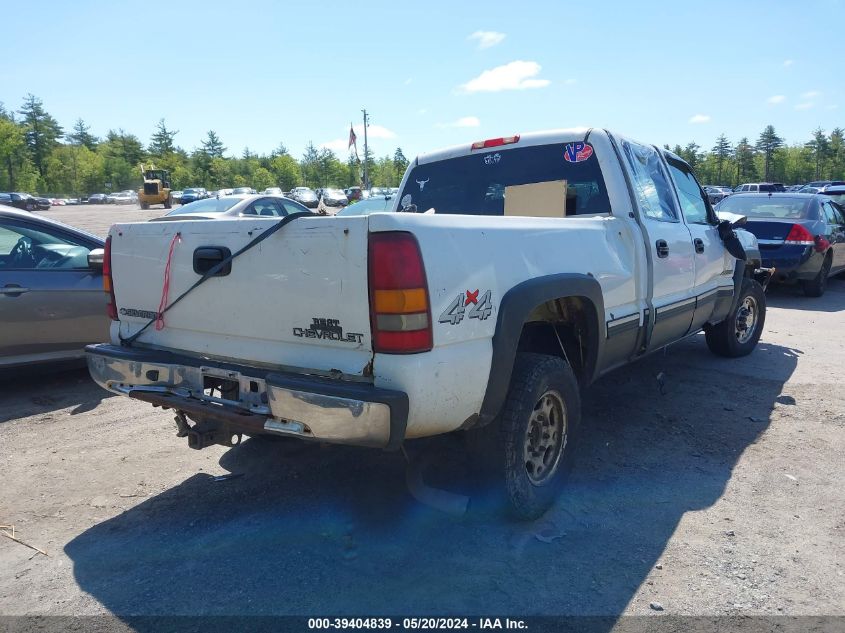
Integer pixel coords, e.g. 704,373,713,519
471,135,520,150
784,224,815,246
368,232,432,354
103,236,118,320
814,235,830,253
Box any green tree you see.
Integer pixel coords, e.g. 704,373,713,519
67,118,99,150
829,128,845,180
711,134,732,184
19,94,63,179
301,142,320,186
805,128,829,180
251,166,275,191
270,142,288,158
201,130,226,158
393,147,408,177
269,153,300,190
679,142,701,170
735,137,757,183
148,119,178,157
755,125,783,181
0,110,33,191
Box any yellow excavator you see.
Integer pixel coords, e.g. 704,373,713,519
138,165,172,210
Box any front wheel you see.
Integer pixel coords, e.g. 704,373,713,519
468,353,581,520
705,277,766,358
140,201,150,210
164,197,172,209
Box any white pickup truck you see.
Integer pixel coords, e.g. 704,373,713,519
87,128,767,519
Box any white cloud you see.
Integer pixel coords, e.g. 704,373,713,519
468,30,506,49
801,90,821,100
783,59,794,67
689,114,711,124
319,139,350,153
459,60,550,93
352,124,396,139
437,116,481,129
795,102,815,110
767,95,786,104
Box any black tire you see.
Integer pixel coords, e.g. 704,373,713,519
164,196,172,209
140,201,150,210
705,277,766,358
468,353,581,520
802,254,831,298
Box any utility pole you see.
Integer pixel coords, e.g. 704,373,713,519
362,108,370,190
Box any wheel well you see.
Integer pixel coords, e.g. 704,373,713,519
515,296,595,386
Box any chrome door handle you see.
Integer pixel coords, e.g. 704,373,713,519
0,285,30,296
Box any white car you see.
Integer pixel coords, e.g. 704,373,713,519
262,187,283,195
87,128,767,519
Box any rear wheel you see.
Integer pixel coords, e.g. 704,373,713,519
468,353,580,520
705,277,766,357
164,196,172,209
802,254,831,297
140,201,150,210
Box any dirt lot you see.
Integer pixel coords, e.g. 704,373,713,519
0,204,843,624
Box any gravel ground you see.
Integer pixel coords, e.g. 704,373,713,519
0,204,843,625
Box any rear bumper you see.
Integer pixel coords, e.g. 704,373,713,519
85,344,408,449
762,247,823,282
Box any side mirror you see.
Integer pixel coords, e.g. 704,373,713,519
717,221,747,261
87,248,105,270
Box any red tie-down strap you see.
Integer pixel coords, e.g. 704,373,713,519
156,232,182,331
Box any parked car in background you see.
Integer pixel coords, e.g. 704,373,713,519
217,188,234,197
159,194,311,221
180,188,208,204
50,198,66,206
263,187,283,195
288,186,319,208
785,185,804,192
716,193,845,296
112,191,138,205
170,190,183,204
819,185,845,209
703,185,732,205
88,193,109,204
0,193,11,205
232,187,256,195
798,181,832,192
335,195,395,216
0,207,109,370
734,183,782,193
2,193,40,212
317,188,349,215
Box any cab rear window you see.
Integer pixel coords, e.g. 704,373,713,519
399,142,610,216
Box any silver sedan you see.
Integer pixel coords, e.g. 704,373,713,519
0,206,110,370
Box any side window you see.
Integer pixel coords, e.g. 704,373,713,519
822,202,840,225
243,198,286,217
621,141,678,221
665,156,710,224
830,203,845,225
280,199,308,215
0,221,93,270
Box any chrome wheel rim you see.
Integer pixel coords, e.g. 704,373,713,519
735,295,758,344
523,390,567,486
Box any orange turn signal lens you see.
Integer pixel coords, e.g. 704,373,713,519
373,288,427,314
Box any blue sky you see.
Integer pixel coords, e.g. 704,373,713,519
2,0,842,160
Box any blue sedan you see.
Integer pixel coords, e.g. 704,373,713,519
716,193,845,297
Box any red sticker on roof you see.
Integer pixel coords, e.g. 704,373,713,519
564,142,594,163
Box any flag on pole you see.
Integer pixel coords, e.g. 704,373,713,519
348,123,360,162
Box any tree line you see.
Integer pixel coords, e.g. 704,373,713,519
0,95,409,196
1,94,843,196
666,124,845,186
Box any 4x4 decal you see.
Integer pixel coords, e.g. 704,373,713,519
439,289,494,325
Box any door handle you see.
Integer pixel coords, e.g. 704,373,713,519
0,284,30,296
694,238,705,254
193,246,232,276
655,240,670,258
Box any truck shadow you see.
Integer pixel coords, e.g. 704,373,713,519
64,336,798,625
0,367,114,424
